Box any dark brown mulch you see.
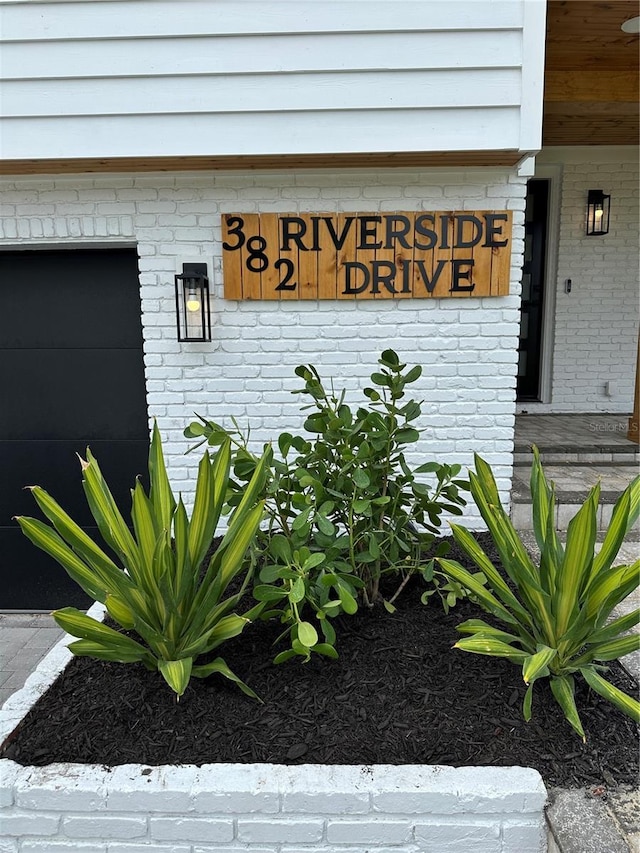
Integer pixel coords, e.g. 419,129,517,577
2,534,638,788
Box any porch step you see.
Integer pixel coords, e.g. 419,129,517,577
510,462,640,534
514,444,640,467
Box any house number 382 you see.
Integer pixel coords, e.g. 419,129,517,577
222,216,297,290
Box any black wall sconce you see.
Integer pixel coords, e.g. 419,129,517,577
586,189,611,236
175,263,211,341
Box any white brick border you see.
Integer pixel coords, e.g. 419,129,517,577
1,606,547,853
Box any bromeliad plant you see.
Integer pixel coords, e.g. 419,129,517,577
15,424,270,699
438,448,640,739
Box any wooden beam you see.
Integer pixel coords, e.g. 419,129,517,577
0,151,523,177
545,70,639,103
544,101,640,117
543,115,639,145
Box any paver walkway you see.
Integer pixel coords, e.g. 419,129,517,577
0,613,63,707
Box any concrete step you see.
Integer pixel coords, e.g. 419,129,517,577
514,446,640,467
510,463,640,533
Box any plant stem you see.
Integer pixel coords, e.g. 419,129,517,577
388,570,413,605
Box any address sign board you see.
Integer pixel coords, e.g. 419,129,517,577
222,211,512,300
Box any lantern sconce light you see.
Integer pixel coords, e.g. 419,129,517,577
586,189,611,236
175,262,211,341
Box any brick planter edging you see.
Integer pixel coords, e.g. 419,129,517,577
1,605,548,853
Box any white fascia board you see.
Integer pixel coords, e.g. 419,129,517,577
519,0,546,154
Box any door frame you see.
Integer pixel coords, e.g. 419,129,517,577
529,163,561,404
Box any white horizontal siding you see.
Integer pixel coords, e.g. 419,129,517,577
0,0,545,161
0,0,526,40
4,70,522,117
2,108,520,158
1,31,523,80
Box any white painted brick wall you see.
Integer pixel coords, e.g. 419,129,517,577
1,758,549,852
0,169,527,523
529,149,639,413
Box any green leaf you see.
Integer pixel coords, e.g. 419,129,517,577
554,484,599,637
158,658,192,697
252,584,288,603
404,365,422,384
370,371,390,387
191,656,260,701
80,449,142,581
269,534,292,564
292,509,312,531
148,421,176,535
130,479,159,579
316,515,335,536
523,683,534,721
438,558,520,627
396,428,420,444
530,447,563,595
580,666,640,723
26,486,131,597
579,634,640,663
278,432,293,457
297,621,319,648
352,469,370,489
586,562,640,621
302,552,325,571
550,675,585,740
467,459,556,644
588,608,640,644
590,478,639,579
379,348,400,367
53,607,150,659
16,517,108,603
448,524,533,629
184,421,206,437
289,577,306,604
105,594,136,630
455,619,524,646
522,645,557,685
368,533,380,559
273,649,297,665
188,445,217,570
416,462,441,473
338,585,358,615
67,639,149,664
455,636,528,662
313,643,339,659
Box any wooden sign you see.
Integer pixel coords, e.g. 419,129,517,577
222,211,512,300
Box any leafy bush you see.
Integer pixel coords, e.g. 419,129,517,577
16,424,270,698
438,448,640,739
186,350,468,661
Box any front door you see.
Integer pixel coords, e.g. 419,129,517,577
517,179,549,401
0,248,149,610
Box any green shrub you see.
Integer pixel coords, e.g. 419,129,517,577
438,448,640,739
15,424,270,698
186,350,468,661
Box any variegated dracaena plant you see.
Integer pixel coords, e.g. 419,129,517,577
438,448,640,739
16,423,270,698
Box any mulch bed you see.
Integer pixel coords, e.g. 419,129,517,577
2,534,638,788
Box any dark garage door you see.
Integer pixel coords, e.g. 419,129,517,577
0,249,149,610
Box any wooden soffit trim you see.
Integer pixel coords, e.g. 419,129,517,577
0,151,523,176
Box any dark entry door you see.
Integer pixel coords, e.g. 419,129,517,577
517,179,549,401
0,249,149,610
